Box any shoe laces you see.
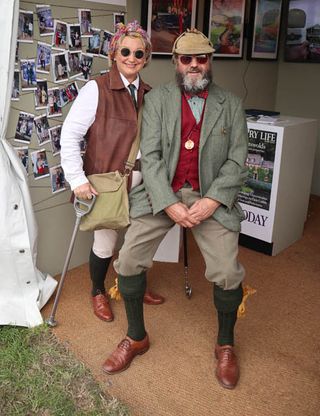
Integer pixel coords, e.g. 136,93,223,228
118,338,131,351
220,346,233,362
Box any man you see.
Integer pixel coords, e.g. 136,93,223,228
103,29,248,390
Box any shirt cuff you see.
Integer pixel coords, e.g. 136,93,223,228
68,174,89,191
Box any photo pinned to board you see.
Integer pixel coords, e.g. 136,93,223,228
17,10,34,43
51,52,68,83
78,9,93,37
77,53,93,81
20,59,37,91
47,87,62,118
113,12,125,32
34,114,50,146
15,111,34,144
100,30,113,58
14,146,29,173
49,125,62,156
31,149,50,180
53,20,68,50
50,164,66,193
34,79,49,110
87,28,101,56
36,42,51,73
65,81,79,102
68,24,82,51
36,4,54,36
67,51,82,78
11,70,20,101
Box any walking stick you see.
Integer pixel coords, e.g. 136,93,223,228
183,227,192,298
46,195,96,327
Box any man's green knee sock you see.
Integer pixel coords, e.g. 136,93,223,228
214,284,243,346
118,272,147,341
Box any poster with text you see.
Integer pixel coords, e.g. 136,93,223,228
238,123,283,242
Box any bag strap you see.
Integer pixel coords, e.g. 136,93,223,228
124,105,143,174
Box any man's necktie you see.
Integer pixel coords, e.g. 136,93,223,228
128,84,137,110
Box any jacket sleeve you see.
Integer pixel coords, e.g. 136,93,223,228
140,93,179,215
204,98,248,210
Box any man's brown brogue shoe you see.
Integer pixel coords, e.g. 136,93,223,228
215,344,239,389
143,290,165,305
102,334,150,374
92,294,114,322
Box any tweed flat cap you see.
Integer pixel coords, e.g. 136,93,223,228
172,28,215,55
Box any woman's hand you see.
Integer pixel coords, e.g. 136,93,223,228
73,182,98,200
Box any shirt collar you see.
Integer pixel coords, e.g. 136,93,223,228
119,72,140,90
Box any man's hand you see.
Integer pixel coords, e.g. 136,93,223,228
73,182,98,200
189,198,220,222
165,202,200,228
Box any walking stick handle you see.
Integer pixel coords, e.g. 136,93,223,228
46,195,96,327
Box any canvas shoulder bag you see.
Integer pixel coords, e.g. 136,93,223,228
79,108,142,231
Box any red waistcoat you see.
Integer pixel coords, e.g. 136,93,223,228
171,94,205,192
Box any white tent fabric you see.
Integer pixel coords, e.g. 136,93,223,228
0,0,57,327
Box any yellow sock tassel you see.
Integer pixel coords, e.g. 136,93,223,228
237,285,256,318
108,277,122,301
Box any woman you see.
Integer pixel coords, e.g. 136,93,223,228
61,21,164,323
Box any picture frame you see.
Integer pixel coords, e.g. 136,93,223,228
247,0,283,60
284,0,320,63
203,0,246,59
141,0,197,57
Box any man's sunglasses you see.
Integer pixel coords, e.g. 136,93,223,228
179,54,209,65
120,48,145,60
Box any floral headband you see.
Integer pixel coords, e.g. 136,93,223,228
109,20,151,57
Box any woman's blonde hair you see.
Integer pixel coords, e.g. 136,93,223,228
108,20,152,67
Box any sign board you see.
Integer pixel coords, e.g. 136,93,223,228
238,122,283,242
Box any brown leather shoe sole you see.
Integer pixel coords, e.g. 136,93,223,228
102,345,149,375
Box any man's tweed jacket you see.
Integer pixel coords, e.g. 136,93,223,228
129,81,248,232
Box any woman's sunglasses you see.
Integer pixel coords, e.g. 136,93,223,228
179,54,209,65
120,48,145,60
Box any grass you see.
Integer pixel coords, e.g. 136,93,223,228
0,324,129,416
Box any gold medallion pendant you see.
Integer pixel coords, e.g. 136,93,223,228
185,139,194,150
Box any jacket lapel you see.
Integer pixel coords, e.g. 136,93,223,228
163,83,182,180
200,83,225,149
164,82,181,145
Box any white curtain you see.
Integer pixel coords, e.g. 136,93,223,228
0,0,57,327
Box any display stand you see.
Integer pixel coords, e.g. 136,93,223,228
238,116,317,255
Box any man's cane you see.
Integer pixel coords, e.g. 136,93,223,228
46,195,96,327
183,227,192,298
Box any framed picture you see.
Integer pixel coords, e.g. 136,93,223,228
284,0,320,63
247,0,282,60
141,0,197,56
203,0,246,58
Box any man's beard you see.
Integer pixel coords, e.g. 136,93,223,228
176,68,212,95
